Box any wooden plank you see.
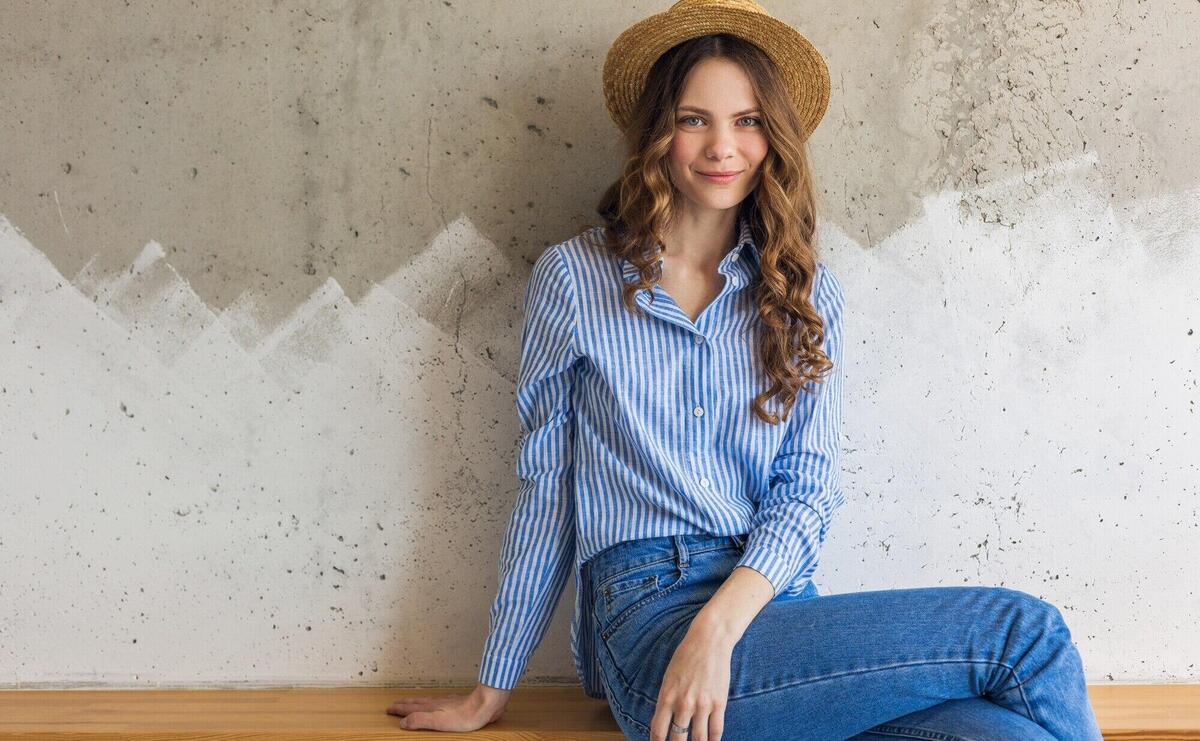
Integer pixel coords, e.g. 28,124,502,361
1091,684,1200,740
0,687,623,740
0,684,1195,739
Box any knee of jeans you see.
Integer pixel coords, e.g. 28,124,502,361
997,587,1071,636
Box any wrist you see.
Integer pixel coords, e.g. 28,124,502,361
473,682,512,709
690,609,743,650
689,565,773,649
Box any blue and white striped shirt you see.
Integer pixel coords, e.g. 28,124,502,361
478,215,845,699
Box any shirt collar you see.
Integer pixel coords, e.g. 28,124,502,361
732,213,759,266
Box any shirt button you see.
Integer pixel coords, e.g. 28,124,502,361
700,477,710,487
694,334,704,345
731,253,739,261
692,405,704,417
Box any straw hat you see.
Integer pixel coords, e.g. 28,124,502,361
602,0,831,140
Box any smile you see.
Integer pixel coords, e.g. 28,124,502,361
696,170,742,184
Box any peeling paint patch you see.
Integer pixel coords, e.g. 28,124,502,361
0,211,523,686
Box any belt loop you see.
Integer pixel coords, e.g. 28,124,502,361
673,534,690,569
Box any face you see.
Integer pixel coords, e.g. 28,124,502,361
666,56,769,218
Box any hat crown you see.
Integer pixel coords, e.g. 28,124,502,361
669,0,769,14
604,0,831,139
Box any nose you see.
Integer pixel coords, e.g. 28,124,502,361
705,124,738,162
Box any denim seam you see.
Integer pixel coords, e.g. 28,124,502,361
598,591,685,693
987,664,1037,728
857,725,967,741
729,657,1037,723
596,651,651,738
612,665,661,708
619,707,651,737
603,574,658,604
601,638,665,708
600,567,691,640
594,555,675,588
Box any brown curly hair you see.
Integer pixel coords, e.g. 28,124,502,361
592,33,833,427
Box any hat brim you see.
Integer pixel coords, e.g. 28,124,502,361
603,6,831,140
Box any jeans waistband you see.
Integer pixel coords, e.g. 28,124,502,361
582,532,746,592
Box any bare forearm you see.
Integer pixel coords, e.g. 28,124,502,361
690,565,775,649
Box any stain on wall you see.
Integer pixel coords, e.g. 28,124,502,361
1,212,525,685
0,0,1196,687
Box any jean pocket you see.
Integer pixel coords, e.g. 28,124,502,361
603,573,659,604
597,560,687,641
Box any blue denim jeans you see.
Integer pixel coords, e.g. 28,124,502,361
581,533,1103,741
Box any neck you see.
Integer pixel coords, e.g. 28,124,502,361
660,207,740,267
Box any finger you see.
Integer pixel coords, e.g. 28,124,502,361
400,710,435,730
708,703,725,741
691,708,708,741
649,701,673,741
669,707,694,741
676,705,696,738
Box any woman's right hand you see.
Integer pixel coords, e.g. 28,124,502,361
386,683,512,732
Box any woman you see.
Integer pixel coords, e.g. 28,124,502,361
387,1,1105,739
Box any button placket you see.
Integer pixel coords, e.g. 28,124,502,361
689,328,709,491
690,401,705,481
690,325,713,491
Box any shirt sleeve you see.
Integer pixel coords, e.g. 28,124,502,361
478,245,580,690
736,263,846,597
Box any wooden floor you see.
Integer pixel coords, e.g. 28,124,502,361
0,684,1196,739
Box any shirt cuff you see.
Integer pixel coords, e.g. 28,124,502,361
735,503,825,597
735,546,792,598
478,650,526,691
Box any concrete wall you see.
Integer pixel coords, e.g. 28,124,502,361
0,0,1195,688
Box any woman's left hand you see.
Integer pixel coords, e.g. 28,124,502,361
649,623,735,741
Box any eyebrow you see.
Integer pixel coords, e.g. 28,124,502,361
677,105,762,117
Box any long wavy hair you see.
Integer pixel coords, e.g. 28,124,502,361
593,33,833,426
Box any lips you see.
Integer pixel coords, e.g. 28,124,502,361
697,169,742,183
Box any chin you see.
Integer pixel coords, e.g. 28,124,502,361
694,192,746,210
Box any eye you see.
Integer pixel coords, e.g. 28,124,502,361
676,114,761,127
